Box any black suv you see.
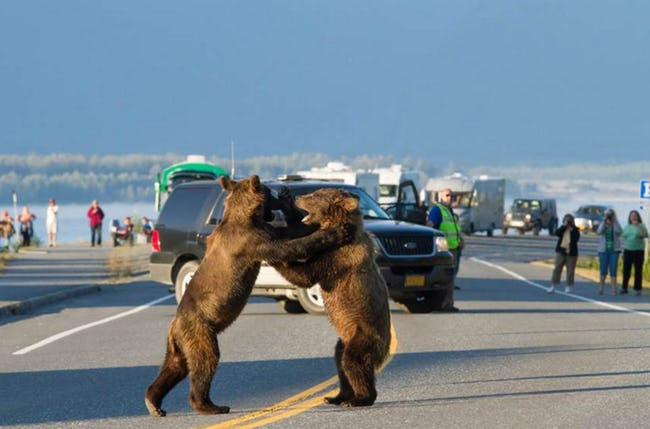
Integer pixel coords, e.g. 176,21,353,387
149,178,455,314
502,198,558,235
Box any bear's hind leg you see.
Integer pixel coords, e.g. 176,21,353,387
187,333,230,414
145,339,189,417
338,334,377,407
324,339,355,405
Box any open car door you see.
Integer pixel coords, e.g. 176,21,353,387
382,180,428,225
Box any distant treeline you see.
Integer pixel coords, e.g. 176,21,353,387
1,153,648,205
0,153,440,205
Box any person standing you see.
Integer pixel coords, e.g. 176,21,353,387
141,216,154,243
0,209,15,248
87,200,105,247
547,214,580,294
620,210,648,296
596,208,622,295
427,188,463,312
46,198,59,247
18,205,36,247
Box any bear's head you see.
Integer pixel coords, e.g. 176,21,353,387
219,174,267,222
218,175,302,224
295,188,362,230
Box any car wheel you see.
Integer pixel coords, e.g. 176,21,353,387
396,291,444,314
279,299,307,314
175,260,199,304
502,226,508,235
532,224,540,235
296,284,326,314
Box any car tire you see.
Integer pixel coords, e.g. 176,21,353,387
279,299,307,314
175,260,199,304
502,226,508,235
296,285,326,314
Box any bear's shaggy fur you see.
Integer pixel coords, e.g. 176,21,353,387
145,175,353,417
273,188,391,407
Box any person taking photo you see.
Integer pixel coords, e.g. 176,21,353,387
596,208,622,295
548,214,580,294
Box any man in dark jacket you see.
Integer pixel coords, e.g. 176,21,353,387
548,214,580,293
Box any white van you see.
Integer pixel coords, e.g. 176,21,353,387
372,164,422,208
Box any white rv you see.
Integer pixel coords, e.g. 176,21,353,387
424,173,505,236
295,162,380,201
372,164,422,208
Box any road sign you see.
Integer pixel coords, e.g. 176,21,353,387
641,180,650,199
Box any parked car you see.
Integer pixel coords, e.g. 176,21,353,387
573,204,612,233
149,178,455,314
502,198,558,235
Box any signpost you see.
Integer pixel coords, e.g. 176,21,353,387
11,190,18,253
11,190,17,221
641,180,650,200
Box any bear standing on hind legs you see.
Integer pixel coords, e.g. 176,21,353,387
273,188,391,407
145,175,354,417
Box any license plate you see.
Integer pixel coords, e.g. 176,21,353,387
405,275,425,287
510,220,524,227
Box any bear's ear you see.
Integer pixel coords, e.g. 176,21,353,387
249,174,261,192
340,194,359,212
218,176,231,191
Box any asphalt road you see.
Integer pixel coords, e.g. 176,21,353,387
1,235,649,429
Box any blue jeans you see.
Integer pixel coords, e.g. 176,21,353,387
598,251,620,278
90,224,102,246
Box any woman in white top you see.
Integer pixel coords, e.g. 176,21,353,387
46,198,59,247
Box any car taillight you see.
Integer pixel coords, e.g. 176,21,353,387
151,229,161,252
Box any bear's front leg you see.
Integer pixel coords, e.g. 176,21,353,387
261,225,356,263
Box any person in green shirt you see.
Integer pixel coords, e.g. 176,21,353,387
620,210,648,296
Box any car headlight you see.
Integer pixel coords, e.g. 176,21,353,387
436,236,449,252
505,213,512,221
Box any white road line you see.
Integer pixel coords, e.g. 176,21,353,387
471,257,650,317
12,294,174,355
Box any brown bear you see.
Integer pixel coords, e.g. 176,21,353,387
273,188,391,407
145,175,353,417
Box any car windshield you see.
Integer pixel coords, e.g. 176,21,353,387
577,206,605,216
270,183,391,220
379,184,398,198
453,191,472,208
513,199,540,211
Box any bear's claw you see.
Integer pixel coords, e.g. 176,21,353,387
145,398,167,417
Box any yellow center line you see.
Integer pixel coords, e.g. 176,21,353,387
205,376,339,429
201,322,398,429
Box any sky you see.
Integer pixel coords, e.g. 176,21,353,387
1,1,649,167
